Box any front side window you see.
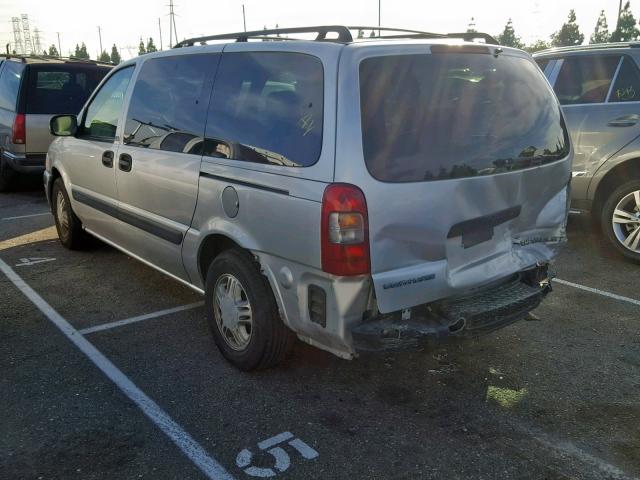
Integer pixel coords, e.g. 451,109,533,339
123,54,216,154
205,52,324,167
360,53,569,183
26,66,109,114
553,55,620,105
610,57,640,103
0,61,24,111
81,67,134,140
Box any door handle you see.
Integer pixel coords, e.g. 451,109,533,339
608,114,640,127
101,150,114,168
118,153,132,172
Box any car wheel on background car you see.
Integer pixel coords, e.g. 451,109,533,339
205,249,295,371
52,178,88,250
0,151,17,192
600,180,640,264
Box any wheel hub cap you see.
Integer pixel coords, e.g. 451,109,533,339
612,190,640,253
213,274,253,351
56,191,70,232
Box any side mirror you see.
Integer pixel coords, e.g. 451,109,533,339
50,115,78,136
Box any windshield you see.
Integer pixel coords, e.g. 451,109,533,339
360,52,569,182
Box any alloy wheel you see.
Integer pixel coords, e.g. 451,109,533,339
611,189,640,253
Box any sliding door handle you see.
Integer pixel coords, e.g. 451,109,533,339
101,150,114,168
118,153,132,172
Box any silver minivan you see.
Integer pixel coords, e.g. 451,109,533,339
44,27,572,370
0,56,111,191
535,44,640,263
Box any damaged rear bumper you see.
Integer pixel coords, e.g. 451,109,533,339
351,266,552,352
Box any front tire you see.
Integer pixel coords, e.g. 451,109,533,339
52,178,88,250
205,249,295,371
600,180,640,263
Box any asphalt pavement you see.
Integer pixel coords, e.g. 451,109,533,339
1,184,638,480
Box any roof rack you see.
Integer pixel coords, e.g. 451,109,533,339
348,27,497,44
174,25,499,48
534,41,640,55
1,53,113,65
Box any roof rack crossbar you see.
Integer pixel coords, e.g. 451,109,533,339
175,25,354,47
174,25,499,48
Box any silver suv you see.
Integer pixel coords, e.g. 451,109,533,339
535,44,640,263
45,26,572,370
0,56,111,191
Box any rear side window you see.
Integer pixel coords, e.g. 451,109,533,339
360,53,569,183
553,55,620,105
123,54,217,154
82,67,134,140
205,52,323,167
0,62,23,111
25,66,109,114
610,57,640,102
535,59,550,73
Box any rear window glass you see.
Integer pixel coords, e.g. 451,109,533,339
553,55,620,105
610,56,640,102
0,61,23,111
360,53,569,183
205,52,323,167
26,66,109,114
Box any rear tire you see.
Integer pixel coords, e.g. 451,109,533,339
52,178,89,250
205,249,295,371
0,151,17,192
600,180,640,264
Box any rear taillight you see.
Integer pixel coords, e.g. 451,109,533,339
321,183,370,276
12,114,25,144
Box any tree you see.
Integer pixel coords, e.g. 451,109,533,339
590,10,611,44
146,37,158,52
497,18,524,48
611,1,640,42
138,38,146,56
98,50,111,62
48,44,59,56
525,39,550,53
551,9,585,47
110,44,121,64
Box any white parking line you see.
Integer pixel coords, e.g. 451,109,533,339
555,278,640,307
0,258,234,480
80,302,205,335
1,212,50,221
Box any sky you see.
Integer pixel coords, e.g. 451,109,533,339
0,0,629,60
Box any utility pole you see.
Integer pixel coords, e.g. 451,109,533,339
616,0,624,32
168,0,178,47
57,32,61,56
158,18,163,50
98,26,103,54
378,0,381,36
243,5,247,32
11,17,24,54
21,14,33,54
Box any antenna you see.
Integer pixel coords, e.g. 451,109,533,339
21,14,33,54
11,17,24,54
